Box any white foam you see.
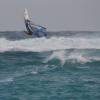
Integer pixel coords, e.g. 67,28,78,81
45,49,100,64
0,77,13,83
45,50,66,65
67,51,91,63
0,37,100,52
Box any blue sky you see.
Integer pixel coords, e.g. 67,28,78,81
0,0,100,31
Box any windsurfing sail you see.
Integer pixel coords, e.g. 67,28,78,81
24,8,47,37
24,8,30,20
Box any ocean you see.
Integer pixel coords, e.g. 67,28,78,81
0,31,100,100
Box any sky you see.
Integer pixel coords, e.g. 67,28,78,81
0,0,100,31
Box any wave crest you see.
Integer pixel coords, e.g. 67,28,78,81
0,37,100,52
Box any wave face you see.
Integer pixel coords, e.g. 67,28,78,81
0,31,100,100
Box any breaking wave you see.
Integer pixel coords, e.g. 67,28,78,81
44,49,100,65
0,37,100,52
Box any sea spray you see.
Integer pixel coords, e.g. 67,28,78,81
0,37,100,52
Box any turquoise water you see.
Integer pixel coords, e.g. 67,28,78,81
0,31,100,100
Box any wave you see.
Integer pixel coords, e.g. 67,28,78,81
0,37,100,52
0,49,100,82
45,49,100,65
